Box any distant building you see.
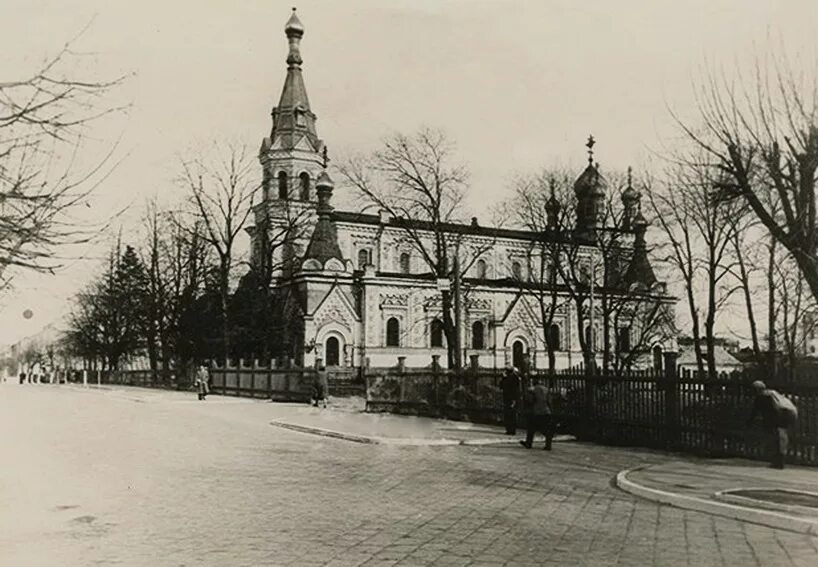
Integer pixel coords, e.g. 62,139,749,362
247,10,677,370
677,335,740,355
677,345,745,376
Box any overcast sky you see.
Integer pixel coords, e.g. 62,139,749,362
1,0,816,347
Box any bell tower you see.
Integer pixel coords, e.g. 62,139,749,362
259,8,326,204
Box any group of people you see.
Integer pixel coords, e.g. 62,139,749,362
500,367,799,468
500,366,562,451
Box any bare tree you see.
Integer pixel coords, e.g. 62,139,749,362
510,170,575,372
677,56,818,304
338,127,491,369
0,34,127,287
646,154,748,378
178,142,256,361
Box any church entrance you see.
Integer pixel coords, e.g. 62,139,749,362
325,336,340,367
512,340,525,371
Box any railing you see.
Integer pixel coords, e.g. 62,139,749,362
208,365,313,402
365,365,818,466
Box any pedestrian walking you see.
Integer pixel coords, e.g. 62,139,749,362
312,366,329,408
519,378,558,451
194,364,210,401
18,371,25,384
747,380,798,469
500,367,521,435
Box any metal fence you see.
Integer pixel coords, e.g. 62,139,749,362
365,365,818,466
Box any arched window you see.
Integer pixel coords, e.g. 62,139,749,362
399,252,411,274
476,259,487,279
548,324,561,351
511,261,522,280
277,171,288,199
653,345,664,373
299,172,310,200
471,321,485,350
386,317,400,347
512,340,525,370
325,336,340,367
617,327,631,352
430,319,445,348
357,249,370,270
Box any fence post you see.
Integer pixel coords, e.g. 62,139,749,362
663,351,680,451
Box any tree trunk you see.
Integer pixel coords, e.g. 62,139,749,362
684,275,706,378
734,234,760,357
601,295,611,374
220,259,231,363
705,274,718,379
767,239,777,377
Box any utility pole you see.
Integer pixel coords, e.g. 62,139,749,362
589,248,596,374
453,252,462,371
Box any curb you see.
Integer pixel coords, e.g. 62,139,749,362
715,488,818,517
269,421,525,447
615,466,818,535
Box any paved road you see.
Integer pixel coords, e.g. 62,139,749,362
2,384,817,566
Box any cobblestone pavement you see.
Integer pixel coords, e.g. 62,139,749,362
2,384,818,566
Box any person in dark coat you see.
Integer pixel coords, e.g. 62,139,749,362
500,367,521,435
312,366,329,408
194,364,210,401
747,380,797,469
519,378,557,450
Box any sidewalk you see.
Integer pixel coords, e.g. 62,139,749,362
56,384,564,447
270,400,571,446
617,458,818,535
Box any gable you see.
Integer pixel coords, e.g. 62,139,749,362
309,283,360,333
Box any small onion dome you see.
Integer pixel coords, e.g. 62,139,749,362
545,192,561,216
622,183,640,205
316,170,333,189
285,8,305,37
573,163,607,197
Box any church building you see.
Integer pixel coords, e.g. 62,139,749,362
247,10,676,371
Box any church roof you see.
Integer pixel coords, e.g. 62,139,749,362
303,172,344,265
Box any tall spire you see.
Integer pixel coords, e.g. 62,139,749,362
268,8,322,153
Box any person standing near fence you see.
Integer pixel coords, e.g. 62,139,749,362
519,377,557,451
194,364,210,401
747,380,798,470
500,367,521,435
312,365,329,408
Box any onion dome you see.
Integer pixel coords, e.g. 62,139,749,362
621,166,640,205
285,8,305,38
545,179,561,227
